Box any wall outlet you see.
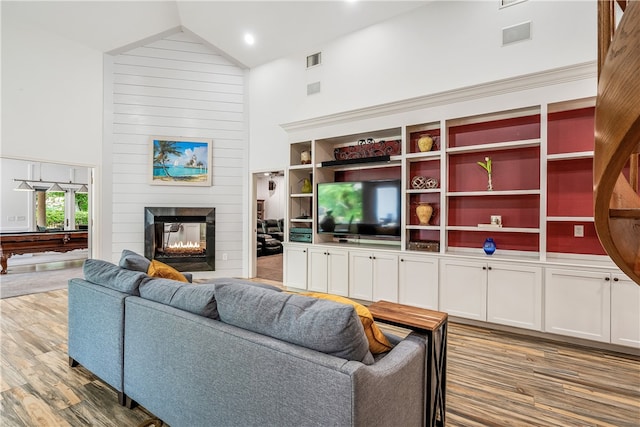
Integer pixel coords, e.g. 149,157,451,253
574,225,584,237
222,253,228,261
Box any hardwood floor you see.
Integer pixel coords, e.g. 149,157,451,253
1,287,639,426
256,253,283,283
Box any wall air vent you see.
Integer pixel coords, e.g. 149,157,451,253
502,21,532,45
307,81,321,96
306,52,321,68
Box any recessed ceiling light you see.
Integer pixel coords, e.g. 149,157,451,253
244,33,255,46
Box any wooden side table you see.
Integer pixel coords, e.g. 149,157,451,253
368,300,447,427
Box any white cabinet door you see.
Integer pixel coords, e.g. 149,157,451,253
399,254,438,310
544,268,611,343
611,273,640,348
349,251,374,301
327,248,349,296
439,259,487,321
283,244,308,290
307,247,329,293
487,263,542,331
372,252,398,303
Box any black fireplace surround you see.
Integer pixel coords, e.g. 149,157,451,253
144,207,215,272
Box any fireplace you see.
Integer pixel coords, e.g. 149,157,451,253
144,207,215,271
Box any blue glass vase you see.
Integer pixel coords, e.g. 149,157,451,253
483,237,496,255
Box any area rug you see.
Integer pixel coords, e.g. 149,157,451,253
0,266,83,299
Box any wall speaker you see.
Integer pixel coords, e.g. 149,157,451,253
502,21,531,45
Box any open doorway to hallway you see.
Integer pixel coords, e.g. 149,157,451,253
254,171,285,282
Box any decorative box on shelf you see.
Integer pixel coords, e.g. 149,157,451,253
333,139,401,161
408,240,440,252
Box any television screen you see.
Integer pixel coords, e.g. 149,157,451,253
317,179,401,239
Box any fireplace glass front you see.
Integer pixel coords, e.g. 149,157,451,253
144,207,215,271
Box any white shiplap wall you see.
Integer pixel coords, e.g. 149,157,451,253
108,31,246,277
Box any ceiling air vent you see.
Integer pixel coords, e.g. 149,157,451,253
502,21,531,45
306,52,321,68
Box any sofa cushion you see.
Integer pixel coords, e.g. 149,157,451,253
147,260,189,283
139,278,219,319
83,259,146,295
118,249,151,273
215,283,374,364
299,292,394,354
208,277,283,292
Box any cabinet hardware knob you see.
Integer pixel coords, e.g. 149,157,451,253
613,277,619,282
488,266,492,270
400,259,404,262
482,266,487,270
605,277,610,281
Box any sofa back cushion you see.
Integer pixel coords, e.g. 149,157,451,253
299,292,394,354
208,277,283,292
83,259,147,295
139,278,219,320
214,283,374,364
118,249,151,273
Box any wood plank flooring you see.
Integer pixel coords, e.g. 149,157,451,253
1,288,639,426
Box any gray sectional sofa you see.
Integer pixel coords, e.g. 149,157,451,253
68,254,428,427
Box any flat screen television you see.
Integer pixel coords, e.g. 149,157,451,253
317,179,401,240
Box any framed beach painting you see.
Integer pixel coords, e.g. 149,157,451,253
150,137,212,186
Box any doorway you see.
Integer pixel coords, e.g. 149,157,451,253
1,158,92,273
253,170,285,282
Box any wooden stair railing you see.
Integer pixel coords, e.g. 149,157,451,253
594,0,640,285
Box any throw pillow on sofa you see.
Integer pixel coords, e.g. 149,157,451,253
147,259,189,282
299,292,394,354
83,259,147,295
214,283,374,365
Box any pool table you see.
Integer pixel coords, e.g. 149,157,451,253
0,230,88,274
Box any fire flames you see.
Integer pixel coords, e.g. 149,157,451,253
164,241,205,255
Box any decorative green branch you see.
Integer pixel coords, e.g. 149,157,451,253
477,156,493,190
477,156,492,174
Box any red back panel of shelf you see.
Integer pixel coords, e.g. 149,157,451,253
448,147,540,192
547,158,594,217
548,107,595,155
447,230,539,252
409,161,441,184
449,115,540,148
337,166,401,182
408,229,440,243
546,222,606,255
448,194,540,228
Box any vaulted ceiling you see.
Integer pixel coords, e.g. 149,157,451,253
3,1,430,68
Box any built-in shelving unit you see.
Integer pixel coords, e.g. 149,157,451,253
546,100,605,257
282,94,639,351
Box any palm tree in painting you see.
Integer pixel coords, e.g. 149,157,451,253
153,140,181,178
